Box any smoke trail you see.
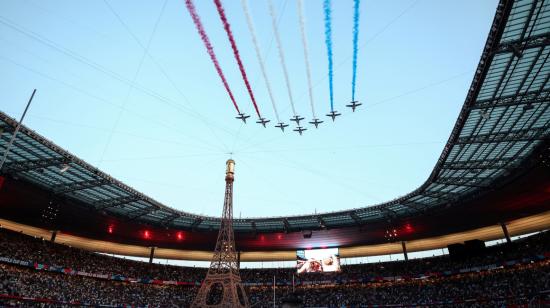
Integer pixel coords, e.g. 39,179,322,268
296,0,316,118
241,0,280,123
268,0,297,117
213,0,262,118
351,0,360,101
185,0,240,114
323,0,334,111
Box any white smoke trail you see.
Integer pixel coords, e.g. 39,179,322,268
268,0,297,117
241,0,281,123
296,0,316,119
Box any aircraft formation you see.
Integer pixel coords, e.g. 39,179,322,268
235,101,361,134
186,0,362,135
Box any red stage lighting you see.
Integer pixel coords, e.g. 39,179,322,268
107,226,113,234
144,230,151,239
177,232,184,240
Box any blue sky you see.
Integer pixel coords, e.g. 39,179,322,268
0,0,499,218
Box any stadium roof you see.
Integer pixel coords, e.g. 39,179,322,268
0,0,549,235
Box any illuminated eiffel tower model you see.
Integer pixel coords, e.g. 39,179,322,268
191,159,250,307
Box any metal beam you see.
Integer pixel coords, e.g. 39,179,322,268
149,247,155,264
456,127,548,144
442,158,515,170
191,217,203,229
0,89,36,172
402,241,408,261
471,89,550,110
94,195,141,210
282,218,291,233
317,216,327,228
160,212,180,227
1,157,67,173
500,222,512,243
495,33,550,56
381,207,398,219
421,190,459,202
435,176,488,188
400,200,428,211
349,212,362,225
54,179,110,194
126,207,157,221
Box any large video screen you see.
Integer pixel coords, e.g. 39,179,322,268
296,248,341,274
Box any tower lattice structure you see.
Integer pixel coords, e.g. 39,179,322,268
191,159,250,307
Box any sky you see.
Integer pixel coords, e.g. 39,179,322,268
0,0,499,219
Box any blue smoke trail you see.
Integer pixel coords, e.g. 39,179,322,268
352,0,360,102
323,0,334,112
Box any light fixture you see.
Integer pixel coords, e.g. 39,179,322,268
59,164,70,173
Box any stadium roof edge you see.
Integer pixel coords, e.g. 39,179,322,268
1,210,548,261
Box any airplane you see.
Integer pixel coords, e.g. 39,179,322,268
293,126,307,136
346,100,362,112
309,118,323,129
275,122,289,132
289,115,305,125
236,113,250,123
256,117,270,128
326,110,341,121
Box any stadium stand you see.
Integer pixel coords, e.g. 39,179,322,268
0,0,549,306
0,228,549,307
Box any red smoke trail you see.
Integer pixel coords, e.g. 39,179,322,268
185,0,240,114
213,0,262,118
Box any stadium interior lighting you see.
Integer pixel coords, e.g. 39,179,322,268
384,229,398,241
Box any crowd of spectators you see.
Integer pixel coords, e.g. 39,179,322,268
0,228,548,307
0,263,197,307
1,260,548,307
248,262,550,307
0,228,204,282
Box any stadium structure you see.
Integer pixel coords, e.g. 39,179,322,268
0,0,549,307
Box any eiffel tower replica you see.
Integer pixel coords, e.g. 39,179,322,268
192,159,250,307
